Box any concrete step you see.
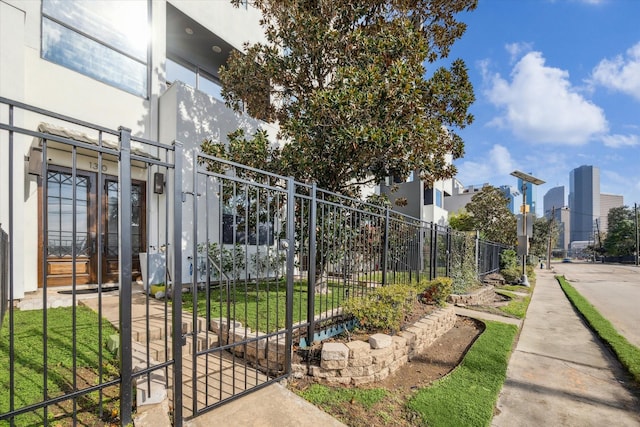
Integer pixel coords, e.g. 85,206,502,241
143,332,219,363
130,314,210,344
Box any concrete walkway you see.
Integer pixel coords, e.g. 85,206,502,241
184,382,346,427
454,306,522,327
492,268,640,426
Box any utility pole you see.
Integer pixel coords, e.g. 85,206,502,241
635,203,638,267
546,206,555,269
595,218,601,262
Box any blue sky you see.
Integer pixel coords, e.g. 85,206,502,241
439,0,640,214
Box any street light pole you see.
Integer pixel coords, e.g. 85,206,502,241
520,182,528,284
511,170,545,287
635,203,638,267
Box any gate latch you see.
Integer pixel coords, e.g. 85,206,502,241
181,331,196,346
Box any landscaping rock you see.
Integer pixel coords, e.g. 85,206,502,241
369,333,393,349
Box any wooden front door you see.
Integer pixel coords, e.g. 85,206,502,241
39,167,146,287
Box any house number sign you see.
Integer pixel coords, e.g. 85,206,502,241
88,161,109,172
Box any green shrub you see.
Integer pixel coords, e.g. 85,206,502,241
342,284,416,334
450,232,480,294
415,277,452,306
526,264,535,280
500,266,521,284
499,249,518,270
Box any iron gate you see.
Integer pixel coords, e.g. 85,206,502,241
0,97,184,426
181,151,295,418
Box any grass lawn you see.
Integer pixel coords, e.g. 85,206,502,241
494,289,531,319
299,385,388,412
557,275,640,384
496,284,531,293
181,280,347,332
0,306,120,426
407,321,518,426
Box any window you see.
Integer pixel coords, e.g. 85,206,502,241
46,171,90,257
424,187,433,206
41,0,149,97
167,57,223,100
424,187,443,208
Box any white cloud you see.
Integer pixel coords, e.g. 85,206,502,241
601,134,639,148
456,144,516,184
591,42,640,101
505,42,533,64
489,144,517,174
485,51,608,145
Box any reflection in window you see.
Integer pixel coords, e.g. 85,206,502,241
106,180,144,258
47,171,89,257
435,189,443,208
167,57,223,100
41,0,148,97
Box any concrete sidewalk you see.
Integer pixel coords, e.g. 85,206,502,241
492,268,640,426
184,381,346,427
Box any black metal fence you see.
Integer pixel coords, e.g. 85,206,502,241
0,97,509,426
0,97,182,426
0,226,8,330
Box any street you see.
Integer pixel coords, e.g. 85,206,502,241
551,261,640,348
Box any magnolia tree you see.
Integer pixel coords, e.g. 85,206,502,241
203,0,477,290
214,0,477,196
451,186,517,246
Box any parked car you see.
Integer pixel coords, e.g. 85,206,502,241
562,258,572,263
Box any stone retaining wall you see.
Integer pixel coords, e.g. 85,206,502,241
447,285,495,306
290,305,456,385
209,319,288,374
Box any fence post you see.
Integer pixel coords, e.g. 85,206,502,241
117,127,133,426
172,140,184,426
446,227,452,277
381,207,389,286
475,231,480,279
306,184,317,344
430,225,436,279
417,226,425,283
285,177,295,373
7,104,15,420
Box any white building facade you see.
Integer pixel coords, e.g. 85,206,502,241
0,0,275,297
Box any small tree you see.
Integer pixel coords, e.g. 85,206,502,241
448,210,474,232
449,231,479,294
250,248,286,280
197,242,246,280
603,206,636,256
464,186,517,246
530,215,558,259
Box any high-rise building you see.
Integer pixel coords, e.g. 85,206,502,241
543,186,569,252
554,207,571,252
543,186,565,218
499,185,521,214
569,165,600,243
599,193,624,235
